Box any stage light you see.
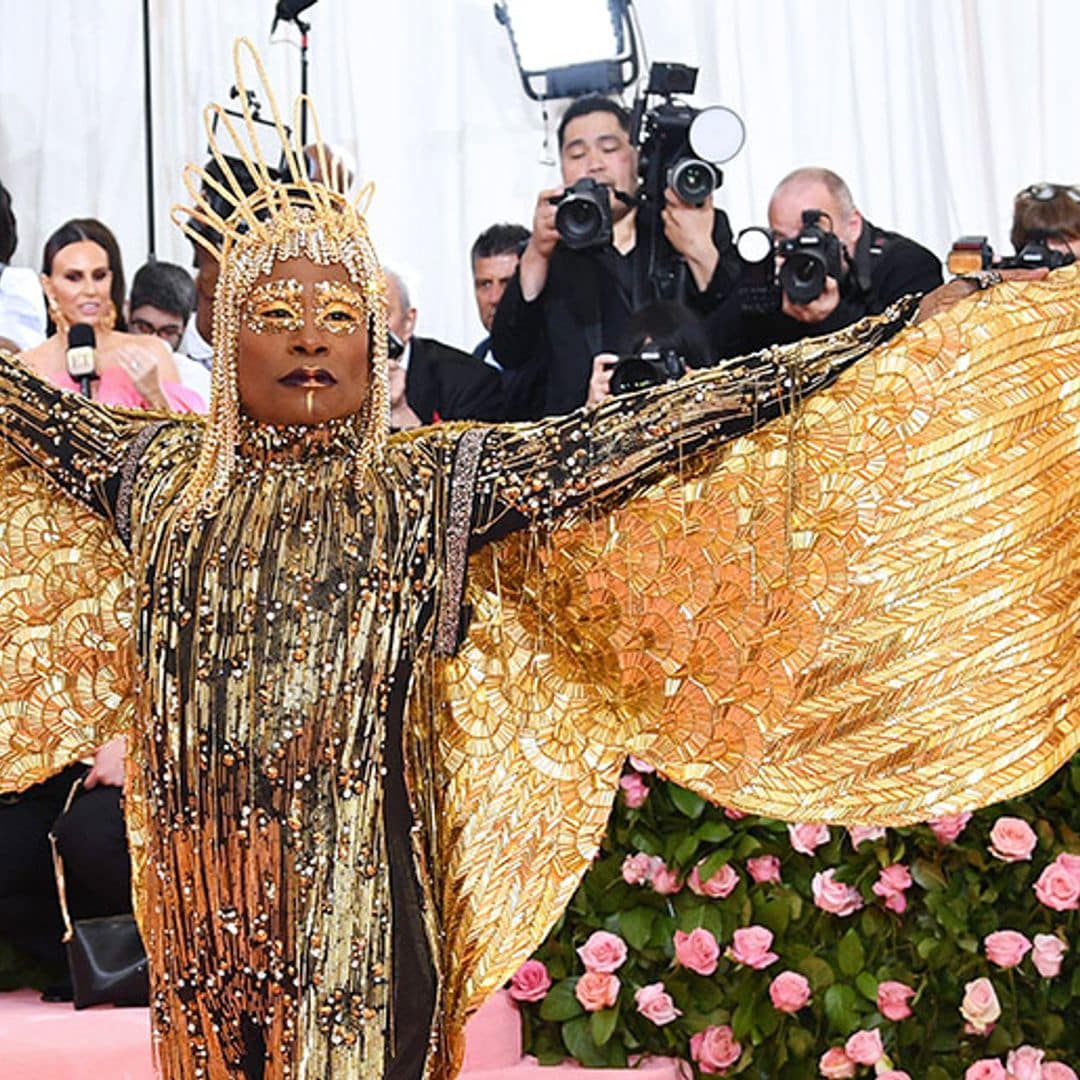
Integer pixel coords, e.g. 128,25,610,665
494,0,640,101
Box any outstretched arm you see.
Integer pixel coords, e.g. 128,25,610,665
0,351,166,525
469,301,914,544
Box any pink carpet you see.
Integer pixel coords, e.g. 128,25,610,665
0,988,686,1078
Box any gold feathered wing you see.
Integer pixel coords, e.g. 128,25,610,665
430,268,1080,1067
0,445,136,791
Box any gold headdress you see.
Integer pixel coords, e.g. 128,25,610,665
172,38,389,521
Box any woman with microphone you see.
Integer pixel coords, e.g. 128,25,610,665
16,218,204,411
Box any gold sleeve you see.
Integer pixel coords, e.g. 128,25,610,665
429,268,1080,1059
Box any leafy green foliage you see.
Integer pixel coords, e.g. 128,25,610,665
518,757,1080,1075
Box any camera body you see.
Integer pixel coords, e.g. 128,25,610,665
775,210,846,304
550,177,613,251
946,233,1075,274
631,62,744,301
608,347,687,396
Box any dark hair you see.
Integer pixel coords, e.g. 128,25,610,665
42,218,128,333
557,95,631,151
1010,185,1080,251
0,179,17,264
189,156,263,252
130,260,197,323
620,300,712,370
470,223,530,267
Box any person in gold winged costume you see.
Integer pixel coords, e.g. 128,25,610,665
0,41,1078,1080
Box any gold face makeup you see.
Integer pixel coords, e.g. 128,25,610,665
243,279,304,334
313,281,367,335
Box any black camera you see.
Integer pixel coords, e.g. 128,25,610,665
631,63,745,300
775,210,846,304
608,347,686,396
946,232,1075,275
550,177,613,251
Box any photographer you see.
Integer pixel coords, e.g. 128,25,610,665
1010,182,1080,260
710,167,942,358
491,95,738,416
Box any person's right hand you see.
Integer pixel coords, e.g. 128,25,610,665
586,352,618,407
518,186,565,301
779,273,841,324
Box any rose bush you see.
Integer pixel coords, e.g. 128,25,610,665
517,758,1080,1075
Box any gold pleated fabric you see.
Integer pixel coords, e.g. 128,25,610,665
432,268,1080,1069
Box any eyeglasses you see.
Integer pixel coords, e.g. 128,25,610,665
129,317,185,345
1017,183,1080,204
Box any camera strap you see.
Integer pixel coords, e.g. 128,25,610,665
850,221,891,296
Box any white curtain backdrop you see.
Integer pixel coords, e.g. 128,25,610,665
1,0,1078,351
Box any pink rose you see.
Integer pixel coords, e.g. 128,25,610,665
1034,855,1080,911
619,772,650,808
688,861,739,898
1031,933,1067,977
575,971,619,1012
983,929,1032,969
959,977,1001,1034
768,970,811,1013
628,755,655,773
789,822,830,855
987,816,1038,862
689,1024,742,1074
844,1028,884,1066
508,959,551,1003
723,806,748,820
727,925,779,969
877,1073,912,1080
964,1061,1007,1080
1059,852,1080,875
634,982,682,1025
928,811,972,844
877,979,916,1021
812,869,864,917
651,861,682,895
872,863,913,914
818,1046,857,1078
674,928,720,976
577,930,627,973
1043,1064,1080,1080
747,855,782,884
1005,1046,1045,1080
622,852,657,886
848,825,886,848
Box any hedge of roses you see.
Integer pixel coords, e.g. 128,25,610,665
513,755,1080,1077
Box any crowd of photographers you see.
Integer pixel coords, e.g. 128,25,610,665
4,95,1080,433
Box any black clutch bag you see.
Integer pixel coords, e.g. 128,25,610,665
49,778,149,1009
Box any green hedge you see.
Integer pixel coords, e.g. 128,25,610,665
517,756,1080,1077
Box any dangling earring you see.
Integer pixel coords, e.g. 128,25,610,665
47,294,70,336
100,299,117,334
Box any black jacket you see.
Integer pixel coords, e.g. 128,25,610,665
491,210,737,417
709,219,943,359
404,336,504,425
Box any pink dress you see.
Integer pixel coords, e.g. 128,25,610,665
52,366,204,412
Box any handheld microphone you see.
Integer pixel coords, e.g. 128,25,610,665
66,323,98,398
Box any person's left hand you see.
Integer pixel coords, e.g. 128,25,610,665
85,736,126,790
661,187,719,290
112,341,167,407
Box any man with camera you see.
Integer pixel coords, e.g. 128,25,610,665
491,95,738,417
711,167,942,358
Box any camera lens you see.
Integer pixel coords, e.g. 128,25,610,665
669,158,717,206
780,251,826,304
557,198,603,244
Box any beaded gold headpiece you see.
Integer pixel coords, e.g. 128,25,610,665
172,38,389,521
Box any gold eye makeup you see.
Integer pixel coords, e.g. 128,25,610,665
313,281,366,335
244,279,304,334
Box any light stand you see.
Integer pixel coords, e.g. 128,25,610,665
271,0,319,149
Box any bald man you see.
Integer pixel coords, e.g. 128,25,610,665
711,167,942,357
